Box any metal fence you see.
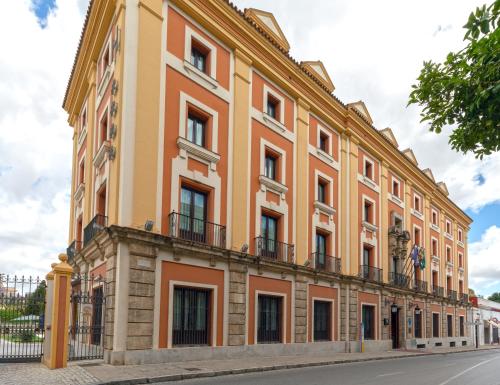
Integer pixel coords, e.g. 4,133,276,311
0,274,46,363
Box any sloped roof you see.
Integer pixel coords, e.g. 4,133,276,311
301,61,335,93
437,182,449,196
379,127,399,148
244,8,290,52
347,100,373,125
422,168,435,182
402,148,418,165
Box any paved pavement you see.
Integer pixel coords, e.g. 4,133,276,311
159,349,500,385
0,362,99,385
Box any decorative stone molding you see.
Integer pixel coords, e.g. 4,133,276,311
177,136,221,170
259,175,288,198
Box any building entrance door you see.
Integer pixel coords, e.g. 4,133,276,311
391,308,400,349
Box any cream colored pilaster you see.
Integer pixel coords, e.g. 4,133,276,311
440,209,446,289
68,127,77,242
340,133,349,274
453,219,458,291
464,232,469,293
380,161,389,283
84,63,97,225
230,49,252,251
404,180,412,232
423,194,431,290
295,99,310,264
348,135,359,276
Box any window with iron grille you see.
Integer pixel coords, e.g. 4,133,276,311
314,301,331,341
362,305,375,340
433,313,440,338
172,287,210,346
447,314,453,337
414,310,422,338
257,295,282,343
460,316,465,337
180,187,207,242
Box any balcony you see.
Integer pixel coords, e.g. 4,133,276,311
83,214,108,246
432,285,444,297
309,252,341,274
359,265,382,282
66,240,82,264
414,279,428,293
459,292,469,304
168,211,226,249
389,272,410,288
254,236,294,263
447,289,457,302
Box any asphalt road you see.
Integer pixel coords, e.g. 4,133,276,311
160,349,500,385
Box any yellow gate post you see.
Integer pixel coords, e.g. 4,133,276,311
42,254,73,369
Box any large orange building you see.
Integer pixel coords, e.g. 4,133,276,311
63,0,472,365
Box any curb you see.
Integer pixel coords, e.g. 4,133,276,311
94,347,500,385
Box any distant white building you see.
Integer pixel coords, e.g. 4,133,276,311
471,297,500,345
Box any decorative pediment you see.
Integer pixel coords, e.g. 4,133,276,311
402,148,418,166
422,168,435,182
244,8,290,52
437,182,449,196
301,61,335,93
347,101,373,125
379,127,399,148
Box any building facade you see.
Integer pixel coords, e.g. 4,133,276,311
471,297,500,346
63,0,473,365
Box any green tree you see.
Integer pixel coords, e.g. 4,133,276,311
408,1,500,158
24,281,46,316
488,292,500,302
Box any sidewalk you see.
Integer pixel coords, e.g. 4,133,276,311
1,345,498,385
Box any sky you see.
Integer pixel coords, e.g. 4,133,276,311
0,0,498,297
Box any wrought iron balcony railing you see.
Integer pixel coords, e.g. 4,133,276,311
389,272,410,288
83,214,107,246
359,265,382,282
459,293,469,304
432,285,444,297
254,236,294,263
168,212,226,249
447,289,457,301
414,279,428,293
66,240,82,264
309,252,341,274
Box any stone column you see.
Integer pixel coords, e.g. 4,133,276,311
425,301,432,338
228,261,247,346
348,136,359,276
339,134,349,274
380,161,389,283
349,286,359,344
294,275,308,343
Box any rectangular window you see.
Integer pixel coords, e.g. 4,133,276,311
261,214,278,258
432,271,438,287
432,210,438,225
187,114,206,147
363,200,373,223
180,186,207,242
190,41,208,73
173,287,210,346
446,247,451,262
316,232,327,268
447,276,452,293
415,310,422,338
433,313,440,338
266,94,280,120
446,221,451,234
96,184,107,216
362,305,375,340
317,179,327,204
78,159,85,185
447,314,453,337
458,229,463,242
432,239,438,256
319,131,329,153
314,301,331,341
392,179,400,198
257,295,282,343
414,195,421,212
459,253,463,268
264,152,278,181
459,316,465,337
414,228,421,246
99,110,108,146
363,160,373,180
459,280,464,295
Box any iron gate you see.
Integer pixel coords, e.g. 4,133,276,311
68,274,106,361
0,274,46,363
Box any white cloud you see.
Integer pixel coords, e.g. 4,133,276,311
469,226,500,297
0,1,86,276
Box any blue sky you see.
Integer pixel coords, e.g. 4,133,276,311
0,0,498,299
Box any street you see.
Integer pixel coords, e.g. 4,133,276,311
160,350,500,385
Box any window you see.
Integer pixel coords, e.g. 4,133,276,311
432,313,440,338
414,310,422,338
459,316,465,337
266,94,280,120
99,110,108,146
432,239,438,257
187,113,206,147
447,276,452,293
190,40,208,73
173,287,210,346
81,108,87,130
447,314,453,337
316,232,327,268
264,152,278,180
96,184,107,216
393,180,399,198
363,159,373,180
458,253,463,268
393,215,403,230
76,216,83,244
319,131,329,153
414,195,421,212
459,280,464,295
446,220,451,235
261,214,278,258
446,247,451,262
78,159,85,185
257,295,282,343
317,179,327,204
362,305,375,340
363,200,373,224
314,301,331,341
432,271,439,287
458,229,463,242
180,186,207,242
414,227,421,246
363,246,372,267
361,246,373,280
432,210,438,225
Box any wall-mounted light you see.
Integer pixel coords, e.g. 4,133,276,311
144,220,154,232
111,79,119,95
110,124,117,139
415,305,421,315
391,303,398,313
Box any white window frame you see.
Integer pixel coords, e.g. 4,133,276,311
260,139,286,186
431,237,439,258
431,207,439,226
445,219,452,236
446,245,452,263
413,193,422,213
391,176,400,199
263,84,285,125
458,228,463,242
413,224,422,247
317,125,333,157
362,195,376,227
311,298,335,342
363,156,375,181
458,252,464,268
255,290,287,345
184,26,217,79
97,103,110,150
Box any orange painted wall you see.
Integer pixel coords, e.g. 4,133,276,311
158,261,224,348
248,275,292,344
308,116,339,162
307,284,338,342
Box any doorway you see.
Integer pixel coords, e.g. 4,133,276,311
391,307,400,349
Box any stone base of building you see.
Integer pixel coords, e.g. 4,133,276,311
73,226,472,366
405,337,473,350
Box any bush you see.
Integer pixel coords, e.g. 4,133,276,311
0,308,22,322
19,330,35,343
